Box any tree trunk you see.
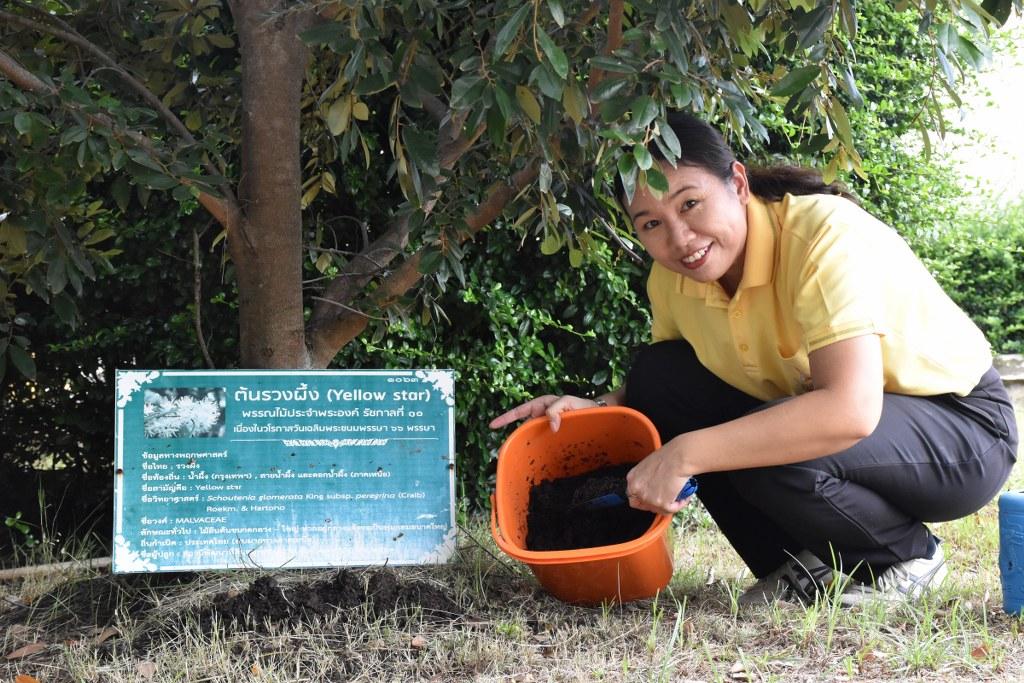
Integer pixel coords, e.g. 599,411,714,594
232,1,310,368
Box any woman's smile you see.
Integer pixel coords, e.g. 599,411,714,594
681,244,711,268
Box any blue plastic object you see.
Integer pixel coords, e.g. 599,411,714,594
576,477,698,512
1000,491,1024,616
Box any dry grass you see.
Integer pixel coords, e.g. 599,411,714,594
2,414,1022,682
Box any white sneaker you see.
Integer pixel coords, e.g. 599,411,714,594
840,538,947,607
737,550,839,607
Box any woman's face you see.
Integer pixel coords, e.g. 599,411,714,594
626,161,750,295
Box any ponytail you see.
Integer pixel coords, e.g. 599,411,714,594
746,165,857,203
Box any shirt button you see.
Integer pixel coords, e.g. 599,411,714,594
739,343,749,352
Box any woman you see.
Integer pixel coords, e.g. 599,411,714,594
490,112,1018,606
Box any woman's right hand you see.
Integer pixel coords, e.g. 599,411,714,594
489,395,602,432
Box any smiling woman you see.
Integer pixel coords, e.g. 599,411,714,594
491,111,1019,609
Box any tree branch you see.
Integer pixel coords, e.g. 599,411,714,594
308,163,539,365
0,47,52,93
0,46,245,243
308,105,485,324
193,224,216,369
588,0,625,100
0,9,237,206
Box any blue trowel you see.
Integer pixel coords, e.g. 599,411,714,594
573,477,698,512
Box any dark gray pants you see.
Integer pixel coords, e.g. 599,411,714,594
624,340,1018,581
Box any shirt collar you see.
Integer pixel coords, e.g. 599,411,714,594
676,195,777,302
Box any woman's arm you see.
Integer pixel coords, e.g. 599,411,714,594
627,333,884,513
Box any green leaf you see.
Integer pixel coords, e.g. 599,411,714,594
127,149,164,173
591,78,630,102
494,85,515,120
84,228,116,246
206,32,235,49
956,35,988,70
540,232,561,255
112,175,131,212
658,120,681,160
568,247,583,268
981,0,1013,25
8,345,36,381
532,63,564,100
618,156,637,204
828,100,854,148
451,75,485,109
300,21,346,46
417,248,442,274
669,82,693,108
838,0,857,39
14,112,32,134
52,293,77,326
795,5,834,50
771,65,820,97
60,126,88,147
645,167,669,193
494,4,532,59
536,29,568,79
633,145,653,170
840,65,864,108
630,95,659,129
515,85,542,124
404,127,440,177
46,257,68,294
547,0,566,26
589,56,637,74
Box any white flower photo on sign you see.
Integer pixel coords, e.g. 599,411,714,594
143,387,226,438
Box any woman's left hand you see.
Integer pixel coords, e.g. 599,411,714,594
625,438,696,515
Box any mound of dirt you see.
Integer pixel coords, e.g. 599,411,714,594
204,568,461,631
526,463,656,551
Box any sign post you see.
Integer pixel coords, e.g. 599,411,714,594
112,369,455,572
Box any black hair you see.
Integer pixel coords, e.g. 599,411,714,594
617,111,856,205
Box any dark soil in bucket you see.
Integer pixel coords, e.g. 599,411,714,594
526,463,657,551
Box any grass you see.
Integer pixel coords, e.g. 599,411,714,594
1,412,1022,682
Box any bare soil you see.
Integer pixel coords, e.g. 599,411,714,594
526,463,656,551
203,568,460,630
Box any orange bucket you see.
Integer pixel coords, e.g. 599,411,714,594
490,406,674,604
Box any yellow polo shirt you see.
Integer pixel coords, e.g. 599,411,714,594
647,193,992,400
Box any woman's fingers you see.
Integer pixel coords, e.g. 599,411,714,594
488,395,559,429
490,394,599,431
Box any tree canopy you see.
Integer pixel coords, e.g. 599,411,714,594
0,0,1019,378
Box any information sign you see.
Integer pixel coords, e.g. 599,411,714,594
112,369,455,572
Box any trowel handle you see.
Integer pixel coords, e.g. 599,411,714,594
676,477,698,501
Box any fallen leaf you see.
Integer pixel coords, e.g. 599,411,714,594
705,566,717,585
136,660,157,679
5,642,46,660
681,619,695,640
94,626,120,645
729,660,750,680
15,675,41,683
971,643,990,660
410,635,428,649
251,663,263,675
